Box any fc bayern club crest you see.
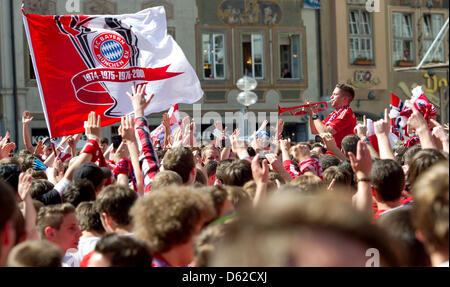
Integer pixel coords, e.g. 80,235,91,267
92,32,131,68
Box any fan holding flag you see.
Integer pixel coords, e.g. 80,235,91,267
389,86,438,147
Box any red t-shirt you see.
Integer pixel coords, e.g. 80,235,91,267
323,106,357,150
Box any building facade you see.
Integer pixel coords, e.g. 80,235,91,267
1,0,447,149
320,0,449,122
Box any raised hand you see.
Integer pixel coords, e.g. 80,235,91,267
265,153,283,171
50,157,65,183
348,141,372,178
430,119,448,140
251,154,269,185
22,110,34,125
126,83,154,118
182,116,191,131
0,134,10,149
162,113,171,130
18,172,33,201
84,111,102,141
229,129,244,153
0,142,16,159
214,120,224,133
256,119,268,133
374,109,390,136
119,115,137,143
275,119,284,140
304,100,319,116
250,131,261,151
113,141,129,163
34,140,44,156
4,131,10,142
56,136,71,153
430,118,449,152
171,127,183,147
320,132,346,161
67,137,75,151
406,102,428,134
348,140,373,214
354,115,368,139
320,132,336,145
279,138,291,151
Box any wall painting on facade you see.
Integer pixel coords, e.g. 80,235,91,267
347,70,380,88
218,0,282,25
397,73,448,107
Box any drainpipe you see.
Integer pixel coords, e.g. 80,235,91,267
317,7,324,100
9,0,18,146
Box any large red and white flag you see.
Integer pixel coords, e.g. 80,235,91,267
22,6,203,138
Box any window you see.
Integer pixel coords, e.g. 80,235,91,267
202,33,225,80
348,9,374,65
28,54,36,80
392,12,415,65
278,33,302,79
422,14,445,63
241,33,264,79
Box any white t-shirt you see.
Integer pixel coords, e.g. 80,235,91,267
62,250,80,267
77,237,101,259
437,261,449,267
62,237,100,267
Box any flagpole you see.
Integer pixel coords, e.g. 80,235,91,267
417,17,449,70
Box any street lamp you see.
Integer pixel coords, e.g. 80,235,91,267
236,76,258,137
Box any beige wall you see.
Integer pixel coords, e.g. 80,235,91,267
322,0,449,119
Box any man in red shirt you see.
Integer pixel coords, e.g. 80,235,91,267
306,83,357,150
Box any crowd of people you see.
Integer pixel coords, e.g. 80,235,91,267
0,83,448,267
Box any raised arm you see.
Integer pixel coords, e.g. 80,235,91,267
430,119,449,153
354,115,379,159
374,109,396,160
0,140,16,160
348,141,373,217
22,111,34,152
18,172,39,240
63,111,101,181
265,153,293,183
251,154,269,207
320,132,346,161
119,114,145,196
305,101,336,135
127,84,159,193
162,113,171,149
406,103,437,150
229,129,250,160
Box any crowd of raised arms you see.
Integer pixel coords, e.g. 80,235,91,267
0,83,448,267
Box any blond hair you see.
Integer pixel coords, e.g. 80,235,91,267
131,186,214,253
412,161,449,255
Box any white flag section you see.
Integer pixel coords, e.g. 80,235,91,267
116,7,203,115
